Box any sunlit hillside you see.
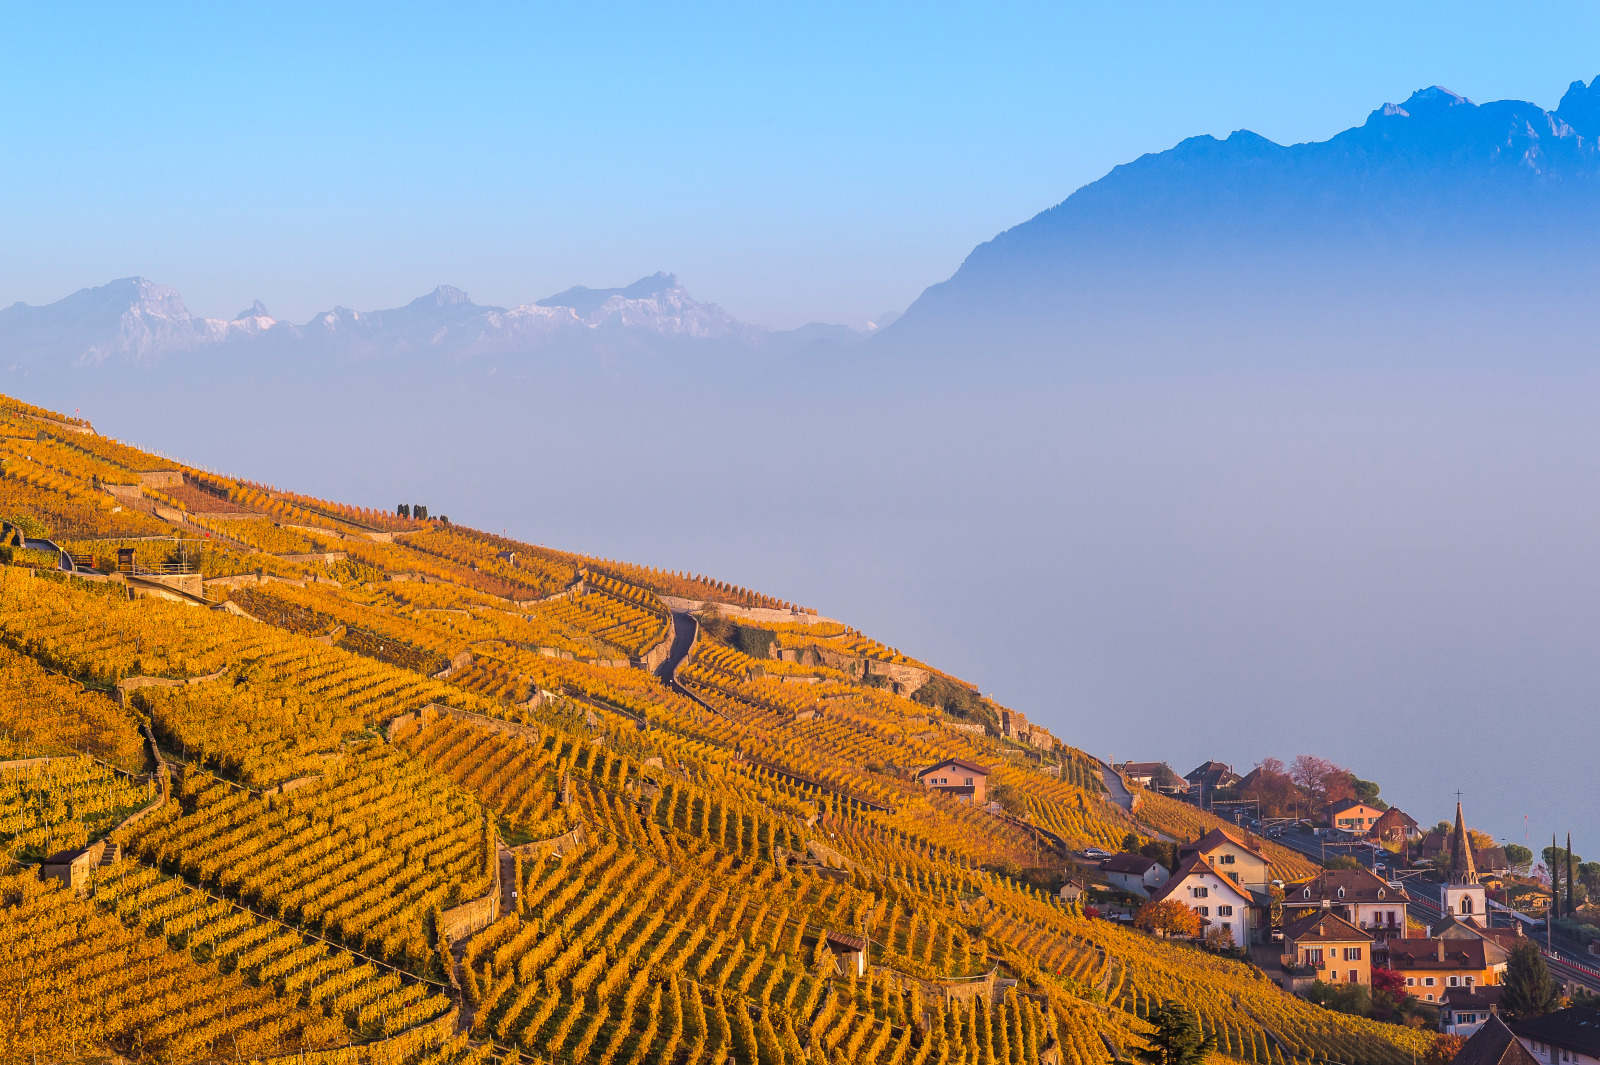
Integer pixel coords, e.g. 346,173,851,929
0,391,1437,1064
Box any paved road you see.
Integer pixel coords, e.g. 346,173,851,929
1097,761,1134,811
656,610,697,683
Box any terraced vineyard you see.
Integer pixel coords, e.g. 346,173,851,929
0,390,1450,1064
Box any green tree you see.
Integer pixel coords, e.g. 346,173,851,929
1139,840,1179,872
1305,980,1371,1017
1500,941,1560,1020
1135,1001,1216,1065
1350,777,1386,808
1504,844,1533,875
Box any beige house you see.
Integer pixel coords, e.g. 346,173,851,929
1179,827,1272,892
1281,910,1373,987
916,758,988,803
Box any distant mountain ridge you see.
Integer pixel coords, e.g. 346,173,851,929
881,77,1600,361
0,272,865,369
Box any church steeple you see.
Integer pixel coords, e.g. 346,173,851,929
1448,799,1478,885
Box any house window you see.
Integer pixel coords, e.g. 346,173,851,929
1427,994,1435,1001
1220,854,1235,865
1424,978,1435,987
1448,977,1458,987
1460,897,1473,914
964,777,974,786
1337,888,1345,899
1344,948,1362,961
1386,911,1397,927
1193,887,1209,898
1464,976,1474,986
1196,906,1209,916
1405,978,1415,986
1217,905,1233,916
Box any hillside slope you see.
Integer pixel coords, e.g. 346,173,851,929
0,389,1434,1063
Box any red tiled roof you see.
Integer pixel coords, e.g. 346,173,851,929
918,758,988,778
1180,826,1265,860
1281,910,1372,944
1388,938,1506,971
1147,853,1253,906
1282,867,1409,906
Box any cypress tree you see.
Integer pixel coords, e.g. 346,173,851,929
1552,834,1562,919
1567,832,1576,917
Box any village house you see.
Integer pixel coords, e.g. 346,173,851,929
1184,761,1241,807
1388,937,1509,1003
915,758,988,804
1278,867,1411,941
1118,761,1187,794
1365,807,1421,847
1441,985,1505,1037
1179,826,1273,892
1102,853,1171,898
1512,1006,1600,1065
1451,1015,1541,1065
1058,875,1087,904
1323,798,1387,834
1280,910,1373,987
1147,852,1254,948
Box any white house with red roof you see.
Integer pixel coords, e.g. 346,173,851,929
1147,852,1255,948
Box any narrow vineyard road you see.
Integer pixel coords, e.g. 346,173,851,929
1098,760,1133,811
655,610,697,682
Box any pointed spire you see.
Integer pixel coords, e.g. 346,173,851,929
1449,799,1478,885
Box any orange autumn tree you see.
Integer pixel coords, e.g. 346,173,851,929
1135,899,1203,938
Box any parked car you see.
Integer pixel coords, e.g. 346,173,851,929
1082,848,1110,859
1270,928,1284,943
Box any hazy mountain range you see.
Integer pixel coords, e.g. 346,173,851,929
0,272,870,371
12,79,1600,379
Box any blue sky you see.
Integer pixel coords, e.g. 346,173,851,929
5,2,1600,327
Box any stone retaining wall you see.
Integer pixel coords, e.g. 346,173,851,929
258,1006,458,1064
388,703,544,750
508,824,587,863
116,666,228,706
438,892,497,941
660,596,839,626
